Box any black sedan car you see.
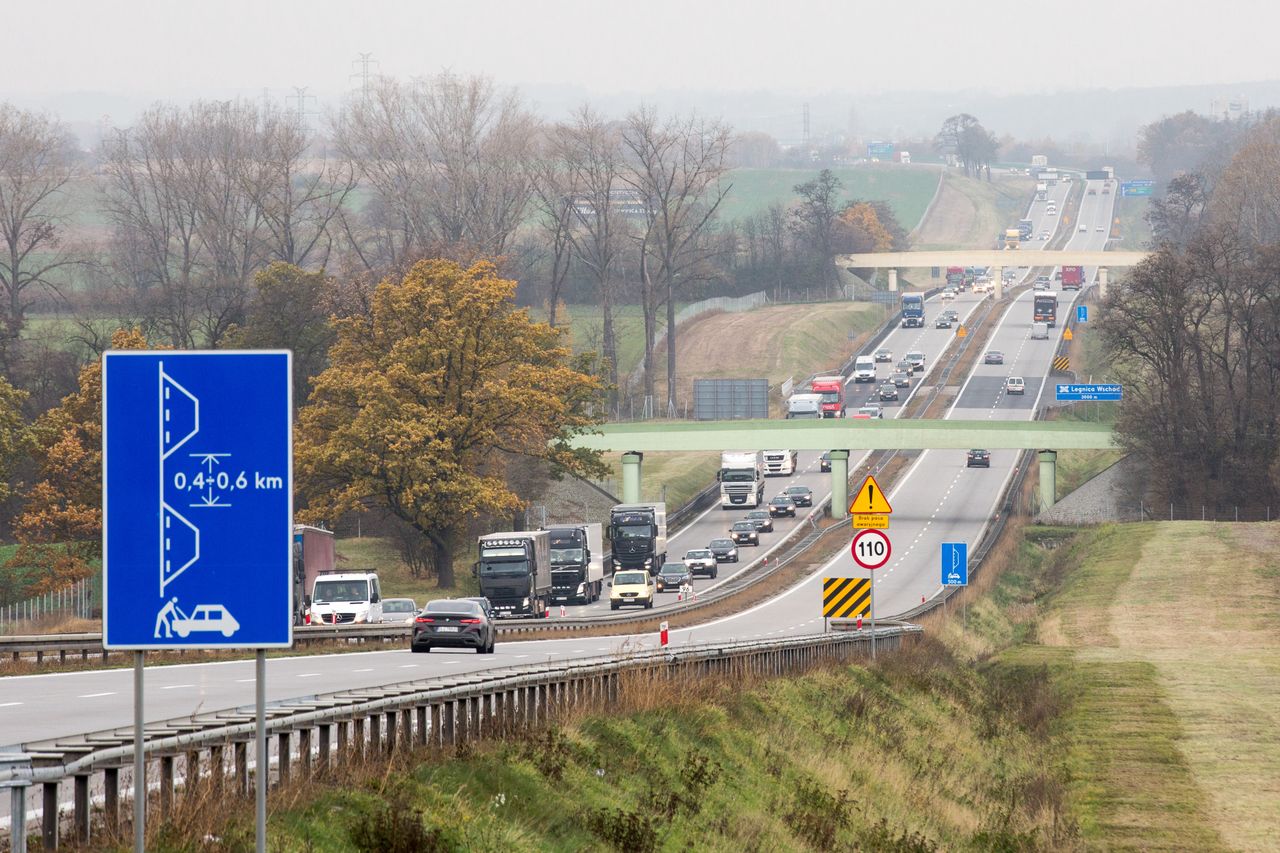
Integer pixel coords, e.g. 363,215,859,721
784,485,813,507
746,509,774,533
891,370,910,388
655,562,693,593
966,449,991,468
411,599,495,654
984,350,1004,365
708,538,740,562
768,494,797,517
730,520,759,545
935,315,952,329
874,348,893,363
878,382,899,402
820,451,832,472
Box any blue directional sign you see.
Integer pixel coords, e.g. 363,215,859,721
103,351,293,649
1121,180,1154,197
1055,383,1122,402
867,141,895,158
941,543,968,586
1077,304,1088,323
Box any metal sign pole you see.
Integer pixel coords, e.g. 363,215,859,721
256,650,267,853
133,651,144,853
870,581,876,661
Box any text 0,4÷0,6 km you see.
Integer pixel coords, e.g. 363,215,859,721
850,528,892,570
171,470,285,491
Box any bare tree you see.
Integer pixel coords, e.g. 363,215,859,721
0,105,78,358
551,105,627,406
528,147,576,329
623,107,733,414
332,73,539,269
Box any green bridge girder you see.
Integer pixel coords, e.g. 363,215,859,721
574,418,1117,452
579,419,1116,512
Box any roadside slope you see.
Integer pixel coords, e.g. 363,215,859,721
912,170,1035,250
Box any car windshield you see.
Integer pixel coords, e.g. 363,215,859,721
709,539,734,549
772,496,790,504
686,550,712,558
660,565,686,576
908,352,923,359
479,559,529,578
615,572,647,585
747,511,767,519
786,487,807,494
312,580,369,603
732,522,754,531
384,600,414,613
550,547,584,564
818,391,840,403
721,470,756,482
614,523,653,539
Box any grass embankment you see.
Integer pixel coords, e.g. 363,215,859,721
1112,193,1154,250
911,170,1035,251
1053,287,1124,498
717,165,941,230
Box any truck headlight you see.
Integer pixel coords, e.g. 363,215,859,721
576,583,585,595
522,597,529,607
643,558,652,567
613,559,622,568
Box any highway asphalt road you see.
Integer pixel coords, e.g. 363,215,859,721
0,176,1118,748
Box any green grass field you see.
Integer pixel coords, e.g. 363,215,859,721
1113,193,1154,250
717,166,941,229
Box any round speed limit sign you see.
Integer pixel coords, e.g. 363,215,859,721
850,528,892,570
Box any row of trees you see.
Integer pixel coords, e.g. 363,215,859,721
1100,113,1280,506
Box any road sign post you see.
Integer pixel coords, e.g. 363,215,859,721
942,543,968,631
1076,304,1087,323
103,350,292,853
850,529,891,658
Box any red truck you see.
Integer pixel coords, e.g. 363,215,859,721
1060,265,1084,290
809,375,846,418
293,525,336,625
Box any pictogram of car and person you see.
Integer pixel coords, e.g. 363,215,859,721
154,597,241,639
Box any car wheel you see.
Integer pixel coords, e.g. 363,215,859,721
645,598,653,609
413,644,429,653
711,569,718,579
610,603,619,611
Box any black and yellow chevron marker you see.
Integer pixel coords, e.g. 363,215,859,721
822,577,871,618
1053,355,1069,372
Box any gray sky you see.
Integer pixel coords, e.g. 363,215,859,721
8,0,1276,101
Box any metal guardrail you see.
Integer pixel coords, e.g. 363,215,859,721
1,626,921,849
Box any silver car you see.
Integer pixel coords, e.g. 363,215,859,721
380,597,418,624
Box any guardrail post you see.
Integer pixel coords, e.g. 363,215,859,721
337,720,349,756
103,767,120,832
443,701,457,746
468,696,480,738
493,691,506,730
400,708,413,750
299,728,312,774
416,706,428,747
277,732,291,785
364,715,377,757
41,780,58,849
235,740,249,795
318,724,331,770
74,773,90,843
431,704,444,747
159,754,174,815
385,711,397,753
8,781,29,853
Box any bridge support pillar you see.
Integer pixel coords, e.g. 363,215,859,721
621,451,643,504
1038,450,1057,512
993,266,1003,300
887,268,899,292
829,450,850,520
1098,266,1108,299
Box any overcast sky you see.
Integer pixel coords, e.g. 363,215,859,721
8,0,1275,103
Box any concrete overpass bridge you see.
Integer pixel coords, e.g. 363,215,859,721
839,250,1151,299
573,419,1117,518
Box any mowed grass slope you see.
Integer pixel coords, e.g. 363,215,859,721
912,170,1036,250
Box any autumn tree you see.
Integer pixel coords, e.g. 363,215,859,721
295,259,606,586
6,328,150,591
0,376,27,506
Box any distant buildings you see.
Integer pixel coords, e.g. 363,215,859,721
1209,96,1249,122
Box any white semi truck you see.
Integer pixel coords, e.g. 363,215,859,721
718,450,764,508
763,450,798,476
786,393,823,419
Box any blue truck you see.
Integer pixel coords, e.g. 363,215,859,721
900,293,925,328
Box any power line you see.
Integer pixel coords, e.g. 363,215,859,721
350,52,379,97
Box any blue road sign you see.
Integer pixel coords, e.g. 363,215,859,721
1055,383,1122,402
1077,304,1088,323
867,141,894,158
104,351,293,649
1121,180,1154,197
941,543,968,586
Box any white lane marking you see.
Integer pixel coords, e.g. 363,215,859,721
161,683,192,690
78,692,116,698
515,655,529,659
399,664,418,668
296,673,321,678
0,701,22,707
236,678,255,683
352,668,373,673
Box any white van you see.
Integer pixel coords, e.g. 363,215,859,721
1030,322,1050,340
309,571,384,625
853,355,876,383
1005,376,1025,395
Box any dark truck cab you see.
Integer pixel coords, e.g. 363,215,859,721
474,531,551,618
608,503,667,576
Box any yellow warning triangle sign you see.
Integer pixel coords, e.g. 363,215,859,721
850,474,893,514
1063,327,1074,341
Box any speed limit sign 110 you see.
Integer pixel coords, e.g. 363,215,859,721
851,528,892,570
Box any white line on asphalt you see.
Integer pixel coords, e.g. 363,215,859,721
296,673,321,678
0,701,21,707
160,684,192,690
353,668,373,673
236,678,255,683
78,692,115,698
399,664,417,668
